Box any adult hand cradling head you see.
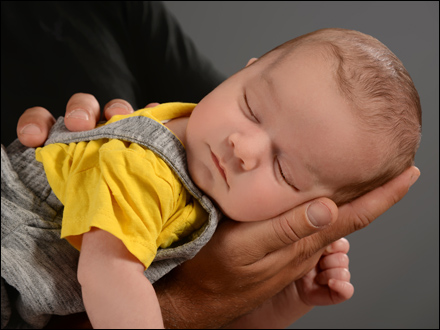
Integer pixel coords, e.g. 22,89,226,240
16,92,419,328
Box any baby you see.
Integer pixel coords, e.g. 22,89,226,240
2,28,421,328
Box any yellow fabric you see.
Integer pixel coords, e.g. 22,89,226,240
35,103,208,270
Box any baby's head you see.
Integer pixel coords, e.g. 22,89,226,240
184,28,421,221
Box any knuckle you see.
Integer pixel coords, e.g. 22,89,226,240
291,241,323,276
104,99,133,120
273,214,301,245
68,93,92,108
145,102,160,108
71,92,93,100
346,202,374,232
106,99,131,109
17,107,55,147
72,92,87,97
22,106,49,116
19,107,54,126
341,237,350,250
287,236,323,270
354,210,372,230
333,237,350,253
67,93,99,110
343,268,351,281
339,253,349,266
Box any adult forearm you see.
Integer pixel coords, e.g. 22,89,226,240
153,218,324,329
224,285,314,329
155,274,308,329
154,270,246,329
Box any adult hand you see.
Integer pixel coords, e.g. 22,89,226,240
18,94,420,329
227,238,354,329
155,165,420,329
16,93,160,148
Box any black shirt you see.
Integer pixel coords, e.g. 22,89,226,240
1,1,225,145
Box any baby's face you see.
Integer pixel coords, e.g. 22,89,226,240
185,45,379,221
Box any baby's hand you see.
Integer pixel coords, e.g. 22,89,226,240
296,238,354,306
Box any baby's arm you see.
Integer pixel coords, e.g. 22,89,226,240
78,228,164,328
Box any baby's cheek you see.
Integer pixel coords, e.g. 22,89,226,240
224,184,296,222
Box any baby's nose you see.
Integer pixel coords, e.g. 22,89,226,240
229,131,270,171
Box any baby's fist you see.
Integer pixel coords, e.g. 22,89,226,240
296,238,354,306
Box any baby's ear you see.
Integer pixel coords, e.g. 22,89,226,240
245,58,258,67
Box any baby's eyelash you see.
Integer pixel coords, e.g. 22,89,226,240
277,159,298,191
244,94,259,122
277,160,288,183
249,107,258,122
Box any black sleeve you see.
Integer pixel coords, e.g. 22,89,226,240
1,1,226,146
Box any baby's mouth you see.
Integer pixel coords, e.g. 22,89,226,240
211,151,229,187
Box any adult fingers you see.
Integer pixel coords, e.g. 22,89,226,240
64,93,101,132
323,237,350,255
144,102,160,108
103,101,159,121
328,279,355,304
17,107,56,147
103,99,134,121
316,166,420,248
234,166,418,279
316,268,351,285
319,253,349,270
229,198,338,265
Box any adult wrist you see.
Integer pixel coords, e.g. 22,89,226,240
154,268,242,329
154,275,188,329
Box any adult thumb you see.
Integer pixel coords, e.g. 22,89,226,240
306,200,336,228
240,198,338,259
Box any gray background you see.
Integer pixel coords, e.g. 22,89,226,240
163,1,439,329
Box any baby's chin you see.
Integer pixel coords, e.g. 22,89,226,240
215,201,280,222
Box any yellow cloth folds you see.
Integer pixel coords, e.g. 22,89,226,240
35,103,208,270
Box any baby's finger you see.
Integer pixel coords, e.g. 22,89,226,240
65,93,101,132
328,279,355,304
103,99,134,120
319,252,349,270
316,268,351,286
323,237,350,255
17,107,56,147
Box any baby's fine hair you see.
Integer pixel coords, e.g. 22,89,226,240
260,28,422,205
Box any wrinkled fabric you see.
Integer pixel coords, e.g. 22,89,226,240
1,115,221,328
35,103,208,270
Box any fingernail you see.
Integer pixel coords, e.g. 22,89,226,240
325,245,333,253
307,201,332,227
107,102,131,113
66,109,89,120
409,170,420,188
20,124,41,135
